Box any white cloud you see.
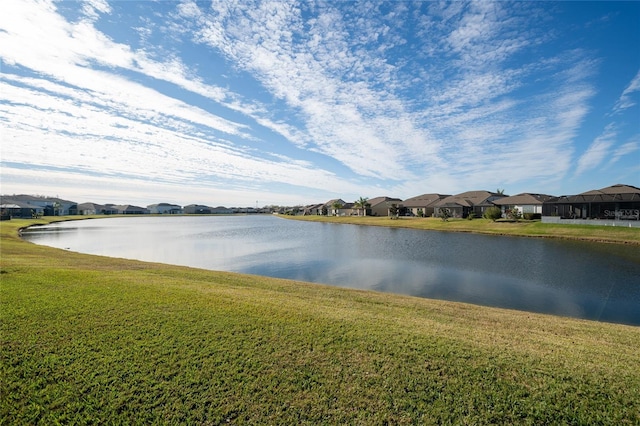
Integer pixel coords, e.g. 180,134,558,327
575,124,617,176
614,69,640,113
2,0,634,204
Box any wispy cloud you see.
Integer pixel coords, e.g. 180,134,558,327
575,124,617,176
613,69,640,113
1,0,636,204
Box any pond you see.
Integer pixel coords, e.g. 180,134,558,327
22,215,640,326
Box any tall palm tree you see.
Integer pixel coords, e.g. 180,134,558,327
354,196,369,216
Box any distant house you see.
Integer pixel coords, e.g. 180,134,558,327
493,193,553,219
0,195,77,216
542,184,640,220
335,202,356,216
0,200,45,218
402,193,451,217
184,204,212,214
210,206,233,214
114,205,149,214
434,191,507,219
77,202,118,215
148,203,183,214
303,203,324,215
324,199,347,216
367,196,403,217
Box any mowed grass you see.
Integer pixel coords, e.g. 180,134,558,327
289,215,640,245
2,218,640,424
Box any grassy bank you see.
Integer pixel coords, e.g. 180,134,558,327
288,215,640,245
2,218,640,424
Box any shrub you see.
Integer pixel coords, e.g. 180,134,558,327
483,206,502,221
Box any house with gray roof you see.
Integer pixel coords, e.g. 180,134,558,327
183,204,212,214
493,193,553,219
542,184,640,220
0,195,77,216
323,199,347,216
77,202,118,215
148,203,183,214
112,205,149,214
402,193,451,217
367,196,403,217
0,200,45,218
434,190,507,219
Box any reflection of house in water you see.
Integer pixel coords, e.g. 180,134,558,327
542,184,640,221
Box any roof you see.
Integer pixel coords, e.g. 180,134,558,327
324,199,346,207
547,184,640,204
435,190,505,208
0,201,44,209
368,196,402,207
493,193,554,206
402,193,451,207
1,194,76,204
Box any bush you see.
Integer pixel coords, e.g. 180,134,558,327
483,206,502,221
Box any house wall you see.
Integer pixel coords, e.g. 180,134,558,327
370,203,400,217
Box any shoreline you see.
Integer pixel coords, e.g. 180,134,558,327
15,213,640,246
285,214,640,245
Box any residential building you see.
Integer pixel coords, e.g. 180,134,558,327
210,206,233,214
0,200,45,218
367,196,403,217
303,203,324,215
0,195,77,216
493,193,553,219
78,202,119,215
324,199,347,216
402,193,451,217
148,203,183,214
112,205,149,214
542,184,640,220
434,191,507,219
184,204,212,214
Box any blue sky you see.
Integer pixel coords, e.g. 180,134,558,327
1,0,639,206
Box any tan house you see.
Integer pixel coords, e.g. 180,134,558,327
323,199,347,216
402,193,451,217
434,191,507,219
367,196,403,216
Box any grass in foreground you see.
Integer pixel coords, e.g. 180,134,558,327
2,218,640,424
288,215,640,245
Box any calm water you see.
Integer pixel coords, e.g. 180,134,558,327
23,215,640,325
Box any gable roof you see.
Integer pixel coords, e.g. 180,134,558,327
324,198,346,207
402,193,451,207
547,184,640,204
436,190,505,208
367,196,402,207
493,193,554,206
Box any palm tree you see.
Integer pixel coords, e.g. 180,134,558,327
331,201,343,216
354,196,369,216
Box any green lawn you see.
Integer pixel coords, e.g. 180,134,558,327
289,215,640,245
2,217,639,424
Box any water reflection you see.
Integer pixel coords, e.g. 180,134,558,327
22,215,640,325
